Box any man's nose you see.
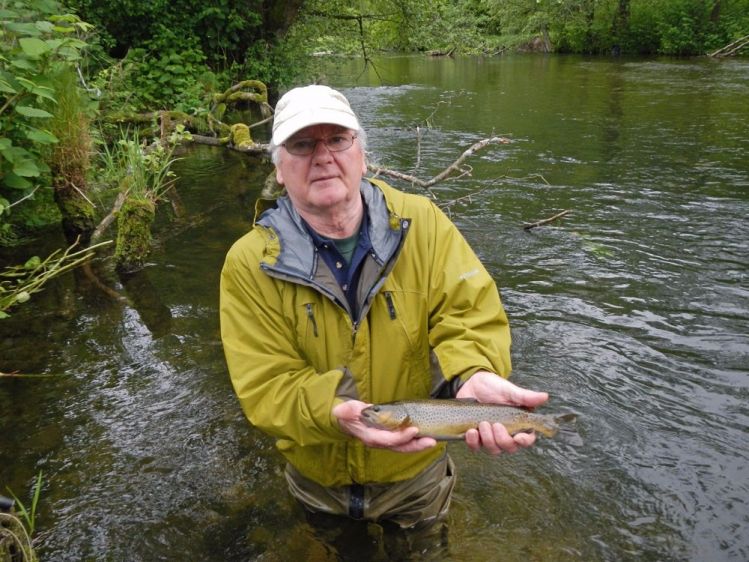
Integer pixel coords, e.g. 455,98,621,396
311,139,333,160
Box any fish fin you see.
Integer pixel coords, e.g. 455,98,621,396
556,427,584,447
396,415,414,430
555,413,577,425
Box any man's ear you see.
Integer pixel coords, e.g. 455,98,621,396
276,167,285,185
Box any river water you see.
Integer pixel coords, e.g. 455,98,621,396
1,55,747,561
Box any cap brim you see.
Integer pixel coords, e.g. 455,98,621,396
272,108,360,146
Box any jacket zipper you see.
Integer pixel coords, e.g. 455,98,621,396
384,291,397,320
305,303,319,337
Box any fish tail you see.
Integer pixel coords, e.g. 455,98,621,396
554,413,583,446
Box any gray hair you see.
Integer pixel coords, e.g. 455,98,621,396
269,127,368,166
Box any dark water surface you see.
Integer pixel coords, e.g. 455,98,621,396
1,55,747,561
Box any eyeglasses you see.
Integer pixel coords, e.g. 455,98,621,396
283,133,357,156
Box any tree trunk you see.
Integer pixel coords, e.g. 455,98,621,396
262,0,306,39
50,69,96,244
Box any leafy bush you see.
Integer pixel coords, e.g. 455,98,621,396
93,27,214,113
0,0,92,238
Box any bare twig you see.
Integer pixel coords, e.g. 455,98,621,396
0,371,59,378
368,136,511,191
439,187,490,218
91,190,127,245
70,181,97,209
6,186,41,210
249,115,273,129
523,209,571,230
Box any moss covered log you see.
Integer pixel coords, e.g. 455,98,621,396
114,197,156,273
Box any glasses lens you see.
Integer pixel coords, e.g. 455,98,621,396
286,138,316,155
325,134,354,152
285,133,355,155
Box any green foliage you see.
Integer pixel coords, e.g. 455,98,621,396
99,127,188,203
92,27,214,113
0,0,92,238
478,0,749,55
5,471,43,536
0,510,37,562
69,0,265,69
313,0,748,56
0,240,109,317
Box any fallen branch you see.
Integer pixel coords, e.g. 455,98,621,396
368,136,512,194
91,190,127,245
190,134,269,155
0,371,59,378
0,239,113,315
523,209,570,230
709,34,749,57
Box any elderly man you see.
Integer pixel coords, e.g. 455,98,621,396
220,85,548,529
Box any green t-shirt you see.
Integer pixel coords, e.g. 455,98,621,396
333,232,360,264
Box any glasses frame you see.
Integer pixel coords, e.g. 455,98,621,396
283,132,358,156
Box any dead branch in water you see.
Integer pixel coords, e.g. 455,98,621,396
368,136,512,196
189,134,269,155
523,209,571,230
709,34,749,57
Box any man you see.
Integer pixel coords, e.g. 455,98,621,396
220,85,548,530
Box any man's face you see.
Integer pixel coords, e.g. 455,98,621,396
275,124,366,215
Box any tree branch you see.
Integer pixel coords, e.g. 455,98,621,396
523,209,571,230
367,136,512,193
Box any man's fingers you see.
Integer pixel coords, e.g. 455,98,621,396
391,437,437,453
361,426,420,448
465,428,481,451
513,430,537,448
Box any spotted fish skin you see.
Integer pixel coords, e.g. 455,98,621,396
360,399,574,440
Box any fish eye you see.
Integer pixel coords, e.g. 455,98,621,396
372,405,380,412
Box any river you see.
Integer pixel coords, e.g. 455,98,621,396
1,55,747,561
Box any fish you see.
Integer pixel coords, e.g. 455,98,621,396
360,399,577,441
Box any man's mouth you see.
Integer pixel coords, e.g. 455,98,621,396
311,175,337,183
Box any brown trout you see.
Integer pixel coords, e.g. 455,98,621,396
360,399,576,440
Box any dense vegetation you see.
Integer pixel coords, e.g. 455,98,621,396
0,0,746,314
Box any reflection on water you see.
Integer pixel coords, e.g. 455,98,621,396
1,56,748,561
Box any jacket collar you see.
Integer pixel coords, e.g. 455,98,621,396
256,179,404,280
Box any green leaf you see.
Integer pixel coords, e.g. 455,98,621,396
16,77,38,90
0,138,12,150
34,21,55,33
0,145,27,163
3,173,33,189
4,22,41,37
15,291,31,303
25,128,58,144
15,106,53,118
24,256,41,269
19,37,51,58
10,58,36,71
32,85,56,102
13,158,41,177
0,79,17,94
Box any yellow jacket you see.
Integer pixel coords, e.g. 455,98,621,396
220,178,511,487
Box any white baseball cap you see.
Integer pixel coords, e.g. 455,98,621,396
271,85,360,146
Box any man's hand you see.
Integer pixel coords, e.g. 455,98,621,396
332,400,437,453
456,371,549,455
